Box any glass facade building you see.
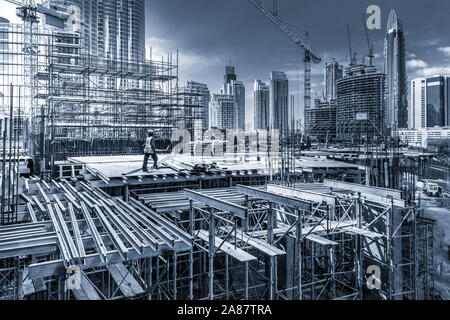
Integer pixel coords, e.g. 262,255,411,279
324,59,343,102
269,71,289,134
384,9,408,130
410,76,448,129
254,80,270,130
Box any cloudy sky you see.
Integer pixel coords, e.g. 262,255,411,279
145,0,450,126
2,1,450,125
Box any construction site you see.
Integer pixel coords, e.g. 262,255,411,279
0,0,448,301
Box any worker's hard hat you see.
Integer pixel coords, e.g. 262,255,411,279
147,129,154,134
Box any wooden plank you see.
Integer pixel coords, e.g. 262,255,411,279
71,271,101,300
196,230,256,262
305,234,339,246
22,269,35,296
107,263,145,297
342,226,383,239
32,278,46,292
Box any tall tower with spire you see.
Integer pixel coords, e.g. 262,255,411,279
384,9,408,131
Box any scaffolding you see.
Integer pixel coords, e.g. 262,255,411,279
0,23,205,178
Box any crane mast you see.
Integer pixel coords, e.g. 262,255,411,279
247,0,321,130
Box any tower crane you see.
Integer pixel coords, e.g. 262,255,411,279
362,14,374,66
346,25,357,66
247,0,321,127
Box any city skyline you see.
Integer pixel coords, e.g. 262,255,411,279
140,0,450,125
2,1,450,127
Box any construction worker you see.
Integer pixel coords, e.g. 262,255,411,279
142,129,158,172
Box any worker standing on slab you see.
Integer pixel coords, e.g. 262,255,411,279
142,129,158,172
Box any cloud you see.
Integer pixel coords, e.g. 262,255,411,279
437,47,450,56
416,66,450,77
407,59,428,69
407,52,417,59
146,36,223,81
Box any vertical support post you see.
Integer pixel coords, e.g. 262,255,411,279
189,199,194,300
386,197,393,300
156,256,160,300
208,206,214,300
296,208,302,300
267,202,274,300
16,259,23,300
147,257,152,300
413,205,418,300
173,252,177,300
225,254,229,299
123,184,129,202
57,274,65,300
244,202,249,300
311,242,315,299
355,194,363,299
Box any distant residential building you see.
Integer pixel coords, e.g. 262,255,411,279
410,76,448,129
399,127,450,148
306,98,336,142
384,9,408,130
254,80,270,130
186,81,210,129
324,59,343,102
270,71,289,134
185,81,210,140
336,64,386,142
211,94,237,130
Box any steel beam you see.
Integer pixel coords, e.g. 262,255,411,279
236,185,312,211
267,184,336,207
184,189,247,218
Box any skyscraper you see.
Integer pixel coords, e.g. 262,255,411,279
254,80,270,130
221,65,245,130
50,0,146,62
232,80,246,130
270,71,289,134
410,76,447,129
384,9,408,130
324,59,343,102
222,65,237,94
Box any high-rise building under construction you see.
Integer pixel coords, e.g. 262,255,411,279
336,64,386,142
49,0,146,62
384,9,408,130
